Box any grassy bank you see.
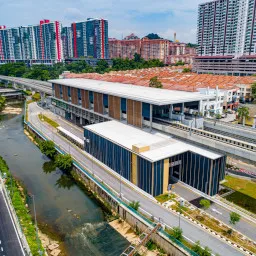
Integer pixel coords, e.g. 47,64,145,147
0,156,45,256
223,175,256,214
38,114,59,128
223,176,256,199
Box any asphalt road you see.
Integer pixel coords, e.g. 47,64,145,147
171,182,256,241
28,103,247,256
0,188,25,256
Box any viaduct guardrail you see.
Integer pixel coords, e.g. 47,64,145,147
0,75,52,94
151,121,256,163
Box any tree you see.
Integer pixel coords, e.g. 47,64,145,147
229,212,241,226
129,201,140,211
192,241,202,255
182,68,191,73
192,241,212,256
174,60,185,66
0,96,6,112
149,76,163,88
237,106,249,126
199,199,211,210
201,247,212,256
95,59,109,74
134,53,142,63
172,227,183,241
55,154,73,172
39,140,56,158
145,33,162,40
251,82,256,100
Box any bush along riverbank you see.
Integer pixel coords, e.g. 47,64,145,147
0,156,45,256
26,128,118,223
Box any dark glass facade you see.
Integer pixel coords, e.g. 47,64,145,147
84,127,226,197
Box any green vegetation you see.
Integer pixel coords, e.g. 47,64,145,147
251,82,256,99
187,43,198,48
144,33,162,39
39,140,57,158
149,76,163,88
55,154,73,172
237,106,250,126
225,191,256,214
155,193,176,203
229,212,241,225
192,241,212,256
0,156,44,255
172,227,183,241
182,68,192,73
199,199,211,210
223,176,256,199
228,212,241,235
174,60,185,66
32,92,41,101
38,114,59,128
0,54,165,81
0,95,6,112
129,201,140,211
23,90,32,96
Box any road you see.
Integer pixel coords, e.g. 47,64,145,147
28,103,248,256
171,182,256,241
47,107,256,241
0,187,25,256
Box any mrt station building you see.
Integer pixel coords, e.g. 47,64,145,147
49,78,225,196
49,79,214,129
84,121,225,196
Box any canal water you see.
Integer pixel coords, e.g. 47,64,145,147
0,111,129,255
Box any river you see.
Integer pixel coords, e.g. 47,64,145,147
0,110,129,256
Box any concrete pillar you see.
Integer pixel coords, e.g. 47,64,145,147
169,105,173,120
181,103,184,115
80,116,83,125
40,92,45,102
198,100,203,114
150,104,153,132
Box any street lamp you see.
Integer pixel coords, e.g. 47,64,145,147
31,195,43,256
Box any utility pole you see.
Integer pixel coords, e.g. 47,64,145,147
31,195,43,256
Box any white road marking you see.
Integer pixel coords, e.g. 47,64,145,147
1,247,3,251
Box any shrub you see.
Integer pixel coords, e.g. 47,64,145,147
39,140,56,158
129,201,140,211
199,199,211,210
172,227,183,241
55,154,73,172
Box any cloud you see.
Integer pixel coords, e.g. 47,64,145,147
0,0,207,42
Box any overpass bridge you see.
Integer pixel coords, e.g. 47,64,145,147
0,75,52,95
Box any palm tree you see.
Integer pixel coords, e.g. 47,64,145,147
237,106,249,126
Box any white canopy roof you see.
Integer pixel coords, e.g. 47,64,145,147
84,121,223,162
49,78,213,106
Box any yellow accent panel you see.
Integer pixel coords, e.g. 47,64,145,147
132,153,137,185
163,159,169,194
132,144,150,153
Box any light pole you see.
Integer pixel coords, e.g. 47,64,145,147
189,119,194,136
31,195,43,256
119,153,123,198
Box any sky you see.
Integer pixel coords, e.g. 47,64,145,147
0,0,208,43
